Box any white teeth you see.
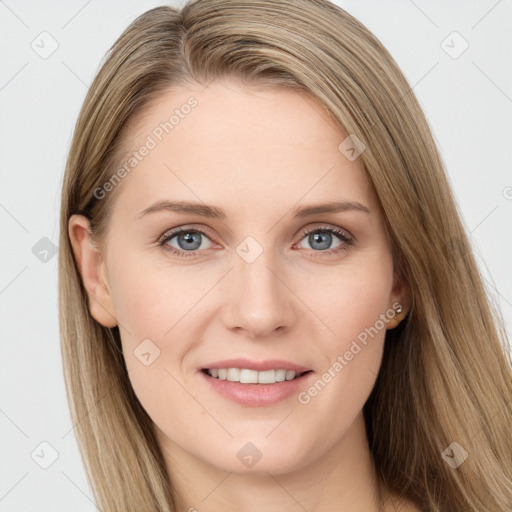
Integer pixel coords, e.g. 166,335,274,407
227,368,240,381
275,369,286,382
257,369,275,384
285,370,296,381
240,369,259,383
206,367,308,384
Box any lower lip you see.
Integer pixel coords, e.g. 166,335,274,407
198,370,314,407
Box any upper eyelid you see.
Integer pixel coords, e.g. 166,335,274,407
301,225,352,237
158,224,217,244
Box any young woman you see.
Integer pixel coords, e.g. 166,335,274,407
59,1,512,510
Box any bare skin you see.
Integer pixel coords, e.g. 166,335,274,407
69,79,418,511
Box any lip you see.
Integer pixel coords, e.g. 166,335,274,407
199,358,311,372
198,367,315,407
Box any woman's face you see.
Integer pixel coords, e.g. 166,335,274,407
73,79,407,476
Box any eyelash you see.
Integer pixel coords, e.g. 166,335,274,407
157,224,353,259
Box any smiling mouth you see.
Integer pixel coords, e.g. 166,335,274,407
201,368,313,384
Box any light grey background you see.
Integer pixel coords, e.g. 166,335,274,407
1,0,511,510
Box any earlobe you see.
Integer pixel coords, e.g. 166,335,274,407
68,214,118,328
387,270,411,330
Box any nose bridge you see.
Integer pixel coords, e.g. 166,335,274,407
224,236,295,337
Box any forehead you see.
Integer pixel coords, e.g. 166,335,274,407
110,79,378,220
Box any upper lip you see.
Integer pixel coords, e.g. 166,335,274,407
200,358,312,372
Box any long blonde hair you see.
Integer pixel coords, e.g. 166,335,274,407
58,1,512,510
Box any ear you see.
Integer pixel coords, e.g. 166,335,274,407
386,266,411,330
68,214,118,328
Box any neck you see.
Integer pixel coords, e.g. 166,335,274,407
158,411,388,512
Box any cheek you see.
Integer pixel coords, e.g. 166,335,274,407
108,253,211,411
108,251,207,340
328,278,391,360
307,254,393,352
109,260,199,430
298,254,393,406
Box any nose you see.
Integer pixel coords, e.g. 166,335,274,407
221,251,297,339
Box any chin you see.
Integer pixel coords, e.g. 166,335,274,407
204,439,311,476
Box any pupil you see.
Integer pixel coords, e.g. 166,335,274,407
311,232,331,250
179,232,201,250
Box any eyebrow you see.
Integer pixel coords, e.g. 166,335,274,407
138,199,371,220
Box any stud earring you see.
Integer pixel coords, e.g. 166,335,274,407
387,304,404,330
